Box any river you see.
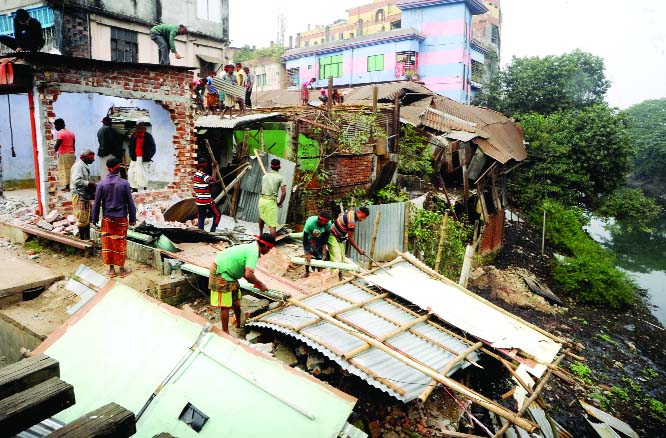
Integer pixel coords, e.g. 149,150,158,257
586,216,666,326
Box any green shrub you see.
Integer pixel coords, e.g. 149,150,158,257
570,361,593,384
375,184,408,204
530,200,635,307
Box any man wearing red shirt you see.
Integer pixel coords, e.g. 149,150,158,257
53,118,76,192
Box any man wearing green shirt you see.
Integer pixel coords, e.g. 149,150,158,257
302,210,332,277
209,233,275,334
149,23,187,65
258,158,286,237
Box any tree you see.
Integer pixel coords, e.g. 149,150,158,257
478,50,610,116
511,104,632,210
624,98,666,187
397,125,432,175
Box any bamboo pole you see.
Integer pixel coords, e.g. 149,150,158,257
260,125,265,152
491,355,564,438
287,297,538,432
372,86,378,112
458,244,475,288
254,149,267,175
331,293,389,316
418,342,483,403
213,165,251,204
434,212,450,272
290,257,359,271
541,210,547,256
327,76,333,112
379,314,430,341
403,202,410,252
368,211,382,269
396,250,568,346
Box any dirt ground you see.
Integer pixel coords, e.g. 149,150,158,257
468,221,666,437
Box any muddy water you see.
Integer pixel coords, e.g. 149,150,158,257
586,216,666,326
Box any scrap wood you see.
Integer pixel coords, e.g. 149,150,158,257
296,117,340,133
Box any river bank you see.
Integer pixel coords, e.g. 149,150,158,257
469,220,666,437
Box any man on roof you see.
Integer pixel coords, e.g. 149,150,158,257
209,234,274,334
149,23,187,65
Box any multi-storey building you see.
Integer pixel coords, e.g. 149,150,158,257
285,0,500,103
0,0,230,72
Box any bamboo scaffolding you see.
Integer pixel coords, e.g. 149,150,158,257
379,314,430,341
418,342,483,403
368,211,382,269
434,212,449,272
331,293,389,316
287,297,539,432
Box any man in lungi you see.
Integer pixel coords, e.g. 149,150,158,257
209,233,275,334
329,206,370,264
92,157,136,278
53,118,76,192
302,210,332,277
70,149,96,240
258,158,286,237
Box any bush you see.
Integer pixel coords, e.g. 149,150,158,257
530,200,636,307
398,125,432,175
409,208,473,279
594,188,662,231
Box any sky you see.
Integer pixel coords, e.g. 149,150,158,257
230,0,666,109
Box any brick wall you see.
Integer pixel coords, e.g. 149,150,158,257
61,12,90,58
33,59,195,213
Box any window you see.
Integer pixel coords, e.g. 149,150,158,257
349,32,354,38
110,27,138,63
375,9,385,23
491,24,500,47
319,54,343,79
471,60,483,83
196,0,222,22
287,67,300,87
395,51,418,77
390,20,401,30
307,65,312,70
257,73,267,87
367,54,384,72
339,32,344,40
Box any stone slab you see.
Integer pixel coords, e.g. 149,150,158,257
0,252,64,304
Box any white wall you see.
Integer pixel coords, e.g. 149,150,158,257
52,93,175,183
0,93,35,181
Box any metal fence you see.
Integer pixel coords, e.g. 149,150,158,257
349,201,407,263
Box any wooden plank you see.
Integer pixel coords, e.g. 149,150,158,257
0,354,60,400
47,402,136,438
0,377,75,436
19,224,94,251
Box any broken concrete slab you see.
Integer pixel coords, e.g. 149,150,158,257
245,330,263,344
273,343,298,366
0,252,64,309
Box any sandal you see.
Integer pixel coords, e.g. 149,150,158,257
105,271,117,278
117,269,132,278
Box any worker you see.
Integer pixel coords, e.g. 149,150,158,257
258,158,286,237
53,118,76,192
0,8,44,52
209,233,275,334
193,158,221,232
70,149,96,240
302,210,332,278
329,207,370,266
149,23,187,65
96,116,123,179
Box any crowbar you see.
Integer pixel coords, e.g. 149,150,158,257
364,254,393,276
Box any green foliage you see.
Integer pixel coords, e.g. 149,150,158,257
511,105,632,210
621,376,642,393
611,386,630,401
482,50,609,116
408,208,473,279
375,184,408,204
596,332,619,347
624,98,666,185
531,200,636,307
570,361,593,384
24,239,47,253
649,399,666,422
398,125,432,175
642,368,659,379
594,188,662,231
590,391,611,410
234,44,286,63
336,113,385,154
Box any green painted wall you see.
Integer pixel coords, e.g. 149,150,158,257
297,134,320,172
233,127,290,159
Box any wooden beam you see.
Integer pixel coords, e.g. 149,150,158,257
0,354,60,400
367,211,382,269
287,297,538,432
0,377,75,436
330,293,389,316
296,118,340,133
417,342,483,403
19,225,94,252
47,403,136,438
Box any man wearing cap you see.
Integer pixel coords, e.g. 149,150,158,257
258,158,286,237
149,23,187,65
329,207,370,266
302,210,332,277
209,233,274,334
70,149,96,240
92,157,137,278
193,158,221,232
97,116,123,179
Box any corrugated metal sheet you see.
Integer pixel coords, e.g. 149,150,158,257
16,418,64,437
248,279,480,403
350,202,406,263
364,257,562,377
235,153,295,225
195,112,282,129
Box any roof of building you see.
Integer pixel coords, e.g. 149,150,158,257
33,271,357,438
283,28,425,60
396,0,488,15
195,112,283,129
